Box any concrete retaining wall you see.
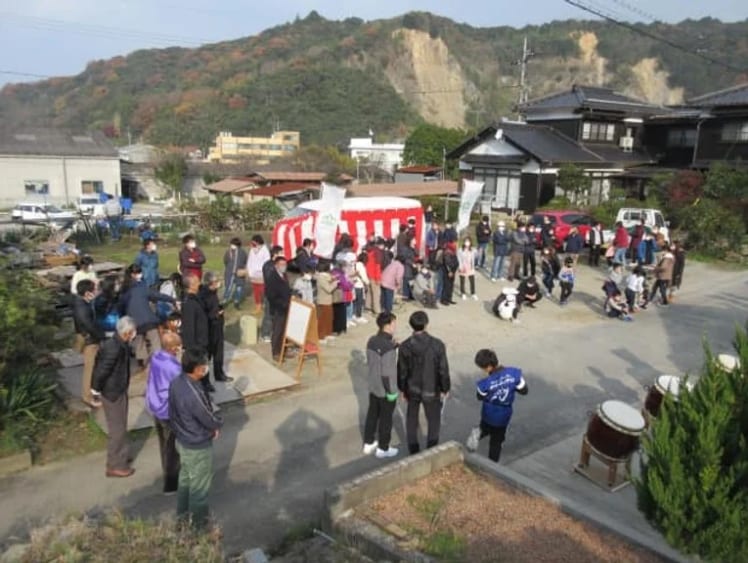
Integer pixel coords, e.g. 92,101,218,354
324,440,687,563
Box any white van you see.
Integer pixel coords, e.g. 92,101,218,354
616,208,669,242
77,195,106,216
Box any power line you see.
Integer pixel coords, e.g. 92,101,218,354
0,70,50,79
607,0,661,23
0,11,216,46
562,0,745,73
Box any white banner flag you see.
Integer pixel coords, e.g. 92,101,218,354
457,179,484,232
313,183,347,259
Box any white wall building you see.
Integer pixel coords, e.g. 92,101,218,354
348,137,405,175
0,129,121,208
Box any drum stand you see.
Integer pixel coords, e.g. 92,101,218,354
574,435,633,492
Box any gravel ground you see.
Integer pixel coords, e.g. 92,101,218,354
363,464,663,563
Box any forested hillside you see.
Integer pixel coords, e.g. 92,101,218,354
1,11,746,149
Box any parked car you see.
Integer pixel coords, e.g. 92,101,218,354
528,210,611,250
77,195,106,216
616,208,670,243
10,202,77,227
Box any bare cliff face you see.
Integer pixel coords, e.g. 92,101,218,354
384,29,473,129
625,58,684,106
383,28,683,129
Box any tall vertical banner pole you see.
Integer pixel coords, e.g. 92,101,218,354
457,179,484,234
313,183,347,259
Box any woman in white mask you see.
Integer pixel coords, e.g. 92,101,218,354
457,238,479,301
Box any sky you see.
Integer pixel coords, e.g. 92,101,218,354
0,0,746,87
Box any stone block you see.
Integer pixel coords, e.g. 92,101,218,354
239,315,258,346
242,547,269,563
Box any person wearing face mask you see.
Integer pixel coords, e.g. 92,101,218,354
70,255,98,295
145,332,183,494
247,234,271,316
118,264,177,367
179,234,206,281
412,261,438,309
507,223,528,282
91,316,138,477
523,225,537,278
73,278,105,408
223,237,248,309
475,216,492,270
265,256,293,361
292,267,315,303
490,221,510,282
199,272,233,384
181,274,212,391
352,252,370,324
168,350,223,529
134,238,160,288
457,237,478,301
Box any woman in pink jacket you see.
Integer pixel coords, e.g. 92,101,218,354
457,238,478,300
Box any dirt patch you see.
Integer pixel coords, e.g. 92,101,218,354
34,410,108,464
361,464,661,563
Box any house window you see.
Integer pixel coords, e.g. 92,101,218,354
81,181,104,194
582,122,616,142
667,128,697,147
24,180,49,195
721,122,748,142
474,168,521,209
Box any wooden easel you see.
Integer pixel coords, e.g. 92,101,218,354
279,297,322,380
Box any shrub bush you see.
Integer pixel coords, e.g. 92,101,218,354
637,328,748,561
0,264,60,455
676,199,744,257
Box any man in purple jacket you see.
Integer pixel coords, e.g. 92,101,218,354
145,332,182,493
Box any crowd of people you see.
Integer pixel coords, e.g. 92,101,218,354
66,211,687,530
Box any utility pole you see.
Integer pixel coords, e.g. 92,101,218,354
516,36,534,120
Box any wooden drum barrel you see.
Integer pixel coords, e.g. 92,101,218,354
586,400,645,460
644,374,687,419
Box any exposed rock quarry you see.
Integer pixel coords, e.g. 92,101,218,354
385,28,471,129
625,58,685,106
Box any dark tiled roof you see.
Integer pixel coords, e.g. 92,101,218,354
0,128,118,157
688,83,748,108
448,122,603,166
521,85,661,115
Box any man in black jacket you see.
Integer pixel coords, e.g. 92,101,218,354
168,349,223,529
475,215,491,270
181,274,212,392
73,279,104,408
198,272,233,384
397,311,451,454
260,245,285,343
265,256,292,361
91,316,137,478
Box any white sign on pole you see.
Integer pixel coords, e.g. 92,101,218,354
457,179,484,233
313,183,347,259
